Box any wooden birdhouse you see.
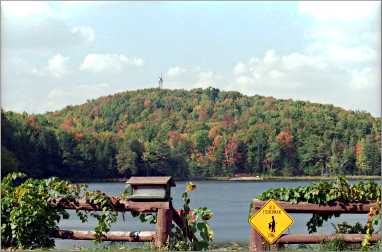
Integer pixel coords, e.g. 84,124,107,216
125,176,176,201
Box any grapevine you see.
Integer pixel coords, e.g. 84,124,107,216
2,173,214,251
167,182,214,251
124,182,215,251
1,172,118,249
257,177,381,250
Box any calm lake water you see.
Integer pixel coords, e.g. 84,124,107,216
56,180,373,249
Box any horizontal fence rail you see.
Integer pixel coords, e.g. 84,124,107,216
48,197,177,247
52,230,156,242
277,233,380,244
251,199,376,214
49,197,170,212
249,199,380,251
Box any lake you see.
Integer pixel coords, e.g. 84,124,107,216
56,180,372,249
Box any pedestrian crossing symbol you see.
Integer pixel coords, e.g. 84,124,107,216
248,199,294,244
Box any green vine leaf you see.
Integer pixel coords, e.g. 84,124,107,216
1,172,118,248
256,176,381,244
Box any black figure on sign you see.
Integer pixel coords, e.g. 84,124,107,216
268,216,276,232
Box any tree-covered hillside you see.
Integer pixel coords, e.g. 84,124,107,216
2,88,381,179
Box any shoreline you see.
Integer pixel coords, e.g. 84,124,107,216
68,175,381,183
204,175,381,182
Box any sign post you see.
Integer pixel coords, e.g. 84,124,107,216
248,199,294,245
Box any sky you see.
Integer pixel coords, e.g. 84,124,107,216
1,1,381,116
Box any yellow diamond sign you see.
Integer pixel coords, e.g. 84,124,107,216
248,199,294,244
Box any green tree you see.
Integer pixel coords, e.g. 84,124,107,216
143,141,172,176
116,147,138,176
192,130,211,154
245,125,268,174
328,140,341,176
2,88,381,179
1,147,19,175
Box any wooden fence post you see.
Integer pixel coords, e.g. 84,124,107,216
249,227,267,251
155,208,172,247
249,204,267,252
249,200,380,251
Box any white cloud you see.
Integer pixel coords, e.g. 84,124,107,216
80,54,144,73
30,67,44,77
326,45,376,64
269,69,284,79
3,19,96,50
131,58,144,67
281,53,327,70
47,54,69,78
232,44,379,114
1,1,52,17
236,76,252,86
229,1,377,115
167,66,187,78
263,50,277,64
195,71,222,88
161,66,225,90
2,1,380,116
28,54,70,78
161,2,380,115
71,26,95,43
46,83,120,111
349,67,378,90
233,62,248,75
298,1,379,21
2,1,96,50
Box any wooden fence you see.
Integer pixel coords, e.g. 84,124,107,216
49,197,189,247
249,199,380,251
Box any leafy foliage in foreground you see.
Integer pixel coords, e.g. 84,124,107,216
1,173,213,250
168,182,214,251
257,177,381,250
2,88,381,180
126,182,214,251
1,172,75,248
258,177,381,205
0,173,117,249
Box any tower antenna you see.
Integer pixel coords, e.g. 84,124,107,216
158,73,163,89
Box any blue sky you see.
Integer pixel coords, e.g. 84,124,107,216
1,1,380,116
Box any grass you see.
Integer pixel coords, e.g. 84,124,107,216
13,241,380,252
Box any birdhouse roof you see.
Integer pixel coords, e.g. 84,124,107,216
126,176,175,186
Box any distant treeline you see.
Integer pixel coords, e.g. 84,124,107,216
1,88,381,180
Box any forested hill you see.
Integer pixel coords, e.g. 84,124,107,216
2,88,381,179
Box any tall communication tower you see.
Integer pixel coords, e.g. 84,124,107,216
158,73,163,89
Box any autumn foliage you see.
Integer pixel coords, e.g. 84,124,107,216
1,87,380,179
